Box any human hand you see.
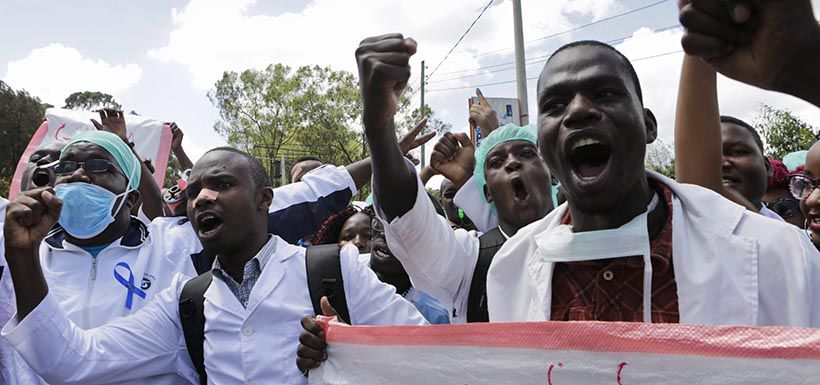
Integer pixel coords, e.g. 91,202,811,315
469,88,499,138
356,33,418,132
4,187,62,255
679,0,820,97
91,109,128,142
296,297,343,377
430,132,476,189
169,123,184,151
398,117,436,155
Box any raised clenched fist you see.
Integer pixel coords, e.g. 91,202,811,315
4,187,63,255
430,132,476,189
356,33,417,132
679,0,820,105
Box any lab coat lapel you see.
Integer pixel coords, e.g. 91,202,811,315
244,240,295,316
529,205,570,321
661,174,759,325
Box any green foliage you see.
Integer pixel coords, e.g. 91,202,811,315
755,104,817,159
209,64,363,179
0,176,10,198
0,81,49,186
63,91,122,111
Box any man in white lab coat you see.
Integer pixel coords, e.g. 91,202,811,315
488,40,820,325
2,146,425,385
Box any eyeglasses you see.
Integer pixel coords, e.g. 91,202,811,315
789,174,820,200
765,198,801,219
52,159,124,177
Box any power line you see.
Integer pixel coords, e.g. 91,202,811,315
449,0,672,64
426,49,682,92
428,24,682,84
424,0,495,84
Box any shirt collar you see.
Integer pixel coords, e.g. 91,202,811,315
44,217,149,250
212,234,277,273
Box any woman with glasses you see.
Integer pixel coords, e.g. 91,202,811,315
790,141,820,248
763,159,805,227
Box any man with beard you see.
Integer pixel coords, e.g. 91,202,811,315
1,146,425,385
488,40,819,325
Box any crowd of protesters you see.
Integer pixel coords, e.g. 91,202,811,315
0,0,819,384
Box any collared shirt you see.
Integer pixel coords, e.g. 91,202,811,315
212,235,277,308
550,180,679,323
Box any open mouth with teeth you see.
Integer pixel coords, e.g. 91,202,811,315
721,174,740,186
197,214,224,236
569,137,612,182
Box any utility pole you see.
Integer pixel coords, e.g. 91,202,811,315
420,59,426,167
512,0,529,125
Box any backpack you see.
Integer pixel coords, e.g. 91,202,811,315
466,228,507,323
178,244,350,385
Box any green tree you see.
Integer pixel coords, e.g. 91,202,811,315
63,91,121,111
400,104,452,137
0,81,49,192
755,104,817,159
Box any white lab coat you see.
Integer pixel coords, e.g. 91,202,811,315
374,173,480,324
2,237,426,385
489,171,820,326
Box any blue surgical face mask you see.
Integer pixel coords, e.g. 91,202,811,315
54,182,130,239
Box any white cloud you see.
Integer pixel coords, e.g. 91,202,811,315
614,27,820,145
148,0,622,90
3,43,143,106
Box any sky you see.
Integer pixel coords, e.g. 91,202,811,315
2,0,819,170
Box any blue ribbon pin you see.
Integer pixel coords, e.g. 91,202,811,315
113,262,147,310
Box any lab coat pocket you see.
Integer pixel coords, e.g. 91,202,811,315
281,322,307,383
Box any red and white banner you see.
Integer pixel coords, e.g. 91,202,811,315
9,108,172,199
309,318,820,385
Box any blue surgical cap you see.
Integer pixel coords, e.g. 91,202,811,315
62,131,141,190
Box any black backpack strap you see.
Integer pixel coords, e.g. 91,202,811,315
179,271,213,385
467,228,507,323
305,244,351,325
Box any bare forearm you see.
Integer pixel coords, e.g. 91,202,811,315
173,147,193,171
345,158,373,191
134,148,164,220
6,247,48,321
419,166,437,186
675,55,723,189
367,126,417,221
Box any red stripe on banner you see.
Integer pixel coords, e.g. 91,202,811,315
9,121,49,199
319,318,820,360
152,123,173,186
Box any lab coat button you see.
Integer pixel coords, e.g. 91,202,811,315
242,327,254,336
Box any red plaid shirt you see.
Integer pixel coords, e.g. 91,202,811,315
550,181,679,323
